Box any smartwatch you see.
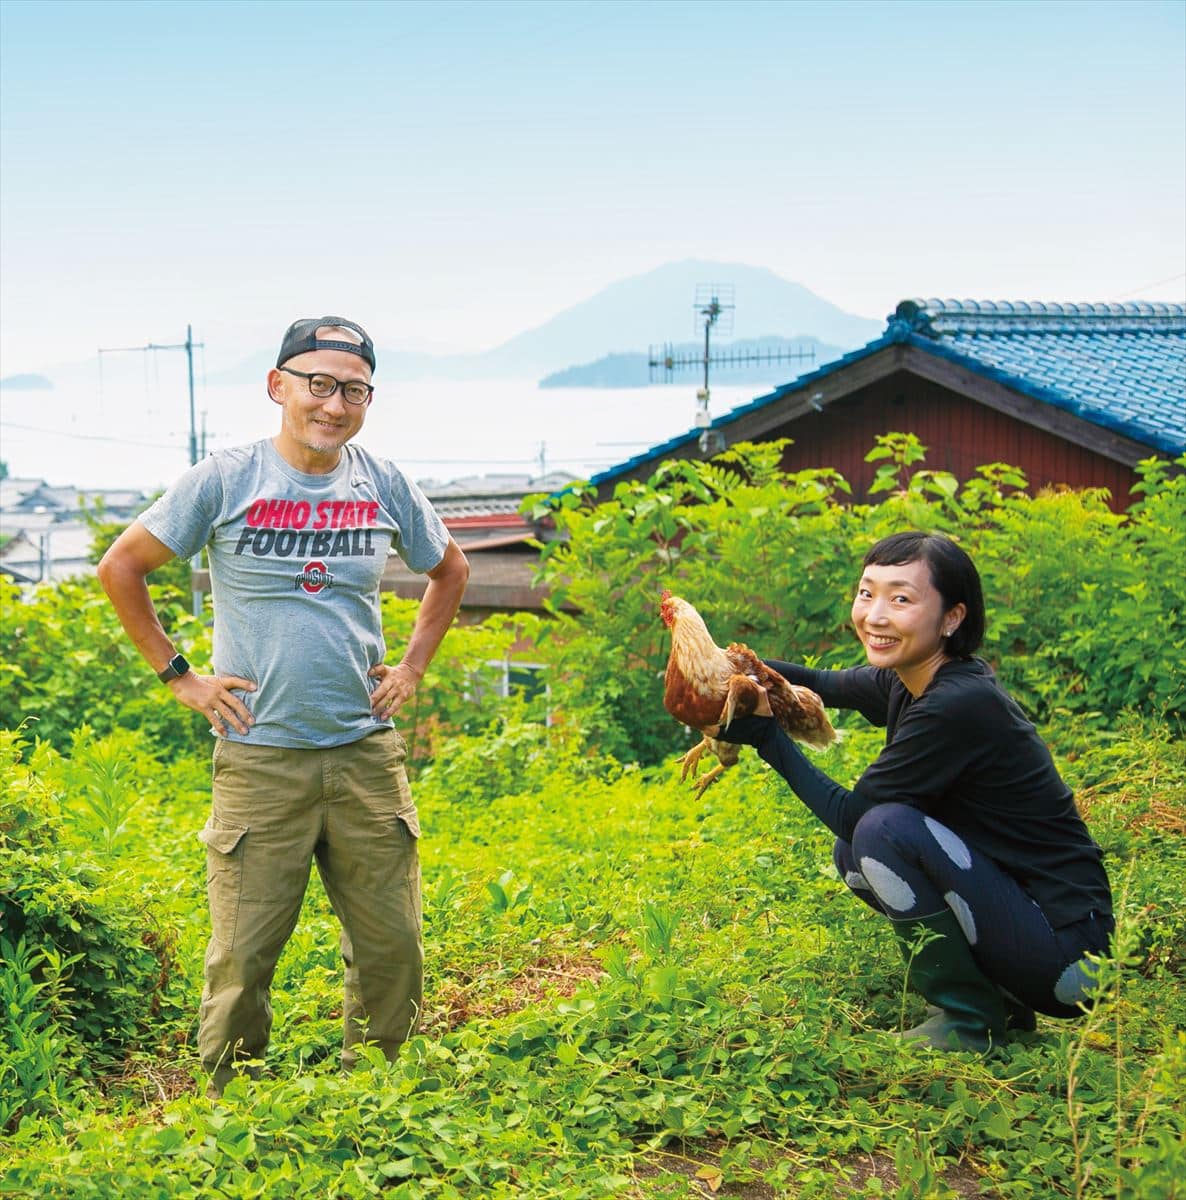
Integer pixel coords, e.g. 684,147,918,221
157,653,191,683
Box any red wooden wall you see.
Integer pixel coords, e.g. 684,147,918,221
770,372,1138,507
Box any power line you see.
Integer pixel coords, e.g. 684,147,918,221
0,422,628,468
0,420,186,451
98,326,203,465
1115,272,1186,300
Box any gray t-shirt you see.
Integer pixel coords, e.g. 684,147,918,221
140,439,449,748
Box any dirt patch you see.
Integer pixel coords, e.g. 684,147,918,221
1077,782,1185,837
97,1055,198,1118
627,1138,999,1198
421,950,605,1033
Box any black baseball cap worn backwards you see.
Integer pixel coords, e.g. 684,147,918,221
276,316,376,372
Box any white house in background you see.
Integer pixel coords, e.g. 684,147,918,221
0,477,152,584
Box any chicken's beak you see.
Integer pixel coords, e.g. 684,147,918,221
660,590,674,628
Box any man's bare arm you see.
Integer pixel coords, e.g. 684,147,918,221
97,521,256,735
369,537,470,719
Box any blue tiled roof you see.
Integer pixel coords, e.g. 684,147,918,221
590,299,1185,485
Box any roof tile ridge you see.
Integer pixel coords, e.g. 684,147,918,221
887,297,1186,337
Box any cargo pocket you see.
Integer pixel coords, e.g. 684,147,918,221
395,802,421,841
395,802,422,932
198,819,249,951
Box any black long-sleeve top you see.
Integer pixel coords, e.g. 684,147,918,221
723,658,1112,929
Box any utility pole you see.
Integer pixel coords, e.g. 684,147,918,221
184,325,198,466
98,325,206,614
100,325,203,467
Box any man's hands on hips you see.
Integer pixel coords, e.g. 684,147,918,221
169,672,256,736
368,662,423,720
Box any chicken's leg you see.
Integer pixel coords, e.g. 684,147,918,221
677,734,740,795
678,736,711,783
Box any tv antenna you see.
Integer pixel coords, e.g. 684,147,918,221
649,284,815,455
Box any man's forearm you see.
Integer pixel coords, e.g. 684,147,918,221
398,543,469,677
97,551,178,674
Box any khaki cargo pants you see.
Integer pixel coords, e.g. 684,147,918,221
197,728,422,1094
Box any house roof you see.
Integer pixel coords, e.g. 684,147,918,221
0,521,95,582
0,477,48,510
421,471,577,526
590,299,1185,485
0,479,150,516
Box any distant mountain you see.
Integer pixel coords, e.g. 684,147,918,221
0,373,53,390
200,261,883,386
490,260,882,376
540,335,846,389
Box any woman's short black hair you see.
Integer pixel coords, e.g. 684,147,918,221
862,531,985,658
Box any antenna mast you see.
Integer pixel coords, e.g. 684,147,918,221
649,284,815,455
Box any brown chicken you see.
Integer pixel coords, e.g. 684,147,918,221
660,590,837,794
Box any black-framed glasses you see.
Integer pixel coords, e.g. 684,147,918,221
279,367,374,406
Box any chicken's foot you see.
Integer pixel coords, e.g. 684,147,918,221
677,738,729,796
678,738,710,782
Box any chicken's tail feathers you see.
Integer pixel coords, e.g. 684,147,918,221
799,724,843,750
784,683,841,749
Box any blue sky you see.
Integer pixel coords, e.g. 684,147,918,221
1,0,1184,378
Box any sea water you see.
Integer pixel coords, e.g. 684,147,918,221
1,372,787,492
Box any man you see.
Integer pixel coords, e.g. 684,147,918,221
98,316,469,1094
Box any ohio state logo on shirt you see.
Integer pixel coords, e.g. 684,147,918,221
294,561,334,594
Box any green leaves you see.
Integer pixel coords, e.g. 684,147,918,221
527,438,1186,767
2,441,1185,1196
0,718,1183,1196
487,871,533,916
0,575,211,756
1,731,180,1102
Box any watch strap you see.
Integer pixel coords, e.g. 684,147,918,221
157,653,191,683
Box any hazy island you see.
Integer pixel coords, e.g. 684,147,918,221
539,336,844,389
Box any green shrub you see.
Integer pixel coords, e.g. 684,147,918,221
531,440,1186,764
380,599,553,775
415,702,623,808
81,493,197,597
0,731,176,1076
0,936,83,1131
0,575,211,755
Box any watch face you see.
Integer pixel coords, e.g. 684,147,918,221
159,654,189,681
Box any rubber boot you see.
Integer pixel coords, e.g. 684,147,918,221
920,992,1036,1034
889,909,1008,1053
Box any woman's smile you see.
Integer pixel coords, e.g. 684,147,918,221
864,633,899,652
851,560,964,695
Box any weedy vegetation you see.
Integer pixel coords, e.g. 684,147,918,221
1,440,1183,1198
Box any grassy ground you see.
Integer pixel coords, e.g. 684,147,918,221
1,717,1183,1198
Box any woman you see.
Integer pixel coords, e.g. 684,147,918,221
715,531,1113,1052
